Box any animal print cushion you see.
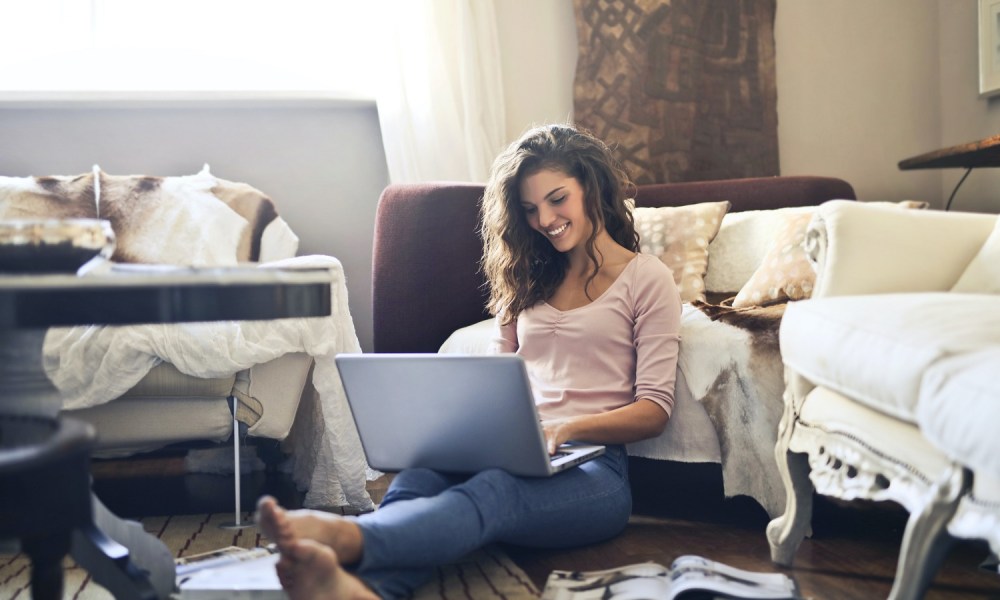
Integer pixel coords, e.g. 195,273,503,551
632,200,731,303
0,167,281,266
732,212,814,307
733,200,930,308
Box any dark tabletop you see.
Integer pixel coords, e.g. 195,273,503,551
0,264,332,329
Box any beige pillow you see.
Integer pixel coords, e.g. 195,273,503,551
951,217,1000,293
703,205,816,294
732,212,815,307
732,200,931,308
632,200,731,303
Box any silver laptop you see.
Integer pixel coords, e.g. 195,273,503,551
335,353,605,477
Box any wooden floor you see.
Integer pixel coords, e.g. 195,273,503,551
507,460,1000,599
92,453,1000,600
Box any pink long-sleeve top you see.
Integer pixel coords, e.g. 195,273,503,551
491,253,682,420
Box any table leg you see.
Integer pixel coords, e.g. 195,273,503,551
0,329,175,599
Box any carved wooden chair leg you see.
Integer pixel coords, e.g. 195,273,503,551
767,438,813,564
767,373,815,566
887,466,969,600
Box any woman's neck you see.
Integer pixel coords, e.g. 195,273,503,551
566,229,633,275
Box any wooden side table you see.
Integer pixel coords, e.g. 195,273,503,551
0,264,332,599
898,133,1000,210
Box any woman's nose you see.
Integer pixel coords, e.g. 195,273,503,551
536,203,555,227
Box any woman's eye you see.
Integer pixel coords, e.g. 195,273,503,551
522,205,537,215
550,195,566,205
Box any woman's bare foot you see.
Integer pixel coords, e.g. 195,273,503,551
276,539,379,600
255,496,364,565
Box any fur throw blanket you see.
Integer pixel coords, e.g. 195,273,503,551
680,300,787,519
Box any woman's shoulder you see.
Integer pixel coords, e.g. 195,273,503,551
629,254,680,299
632,253,673,277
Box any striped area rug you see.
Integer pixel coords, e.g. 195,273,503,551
0,512,539,599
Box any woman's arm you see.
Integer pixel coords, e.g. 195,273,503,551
541,398,668,454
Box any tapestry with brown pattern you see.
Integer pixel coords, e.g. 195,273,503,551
572,0,779,184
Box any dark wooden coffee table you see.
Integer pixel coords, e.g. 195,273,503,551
0,264,332,600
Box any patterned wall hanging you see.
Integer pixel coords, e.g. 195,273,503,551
573,0,779,184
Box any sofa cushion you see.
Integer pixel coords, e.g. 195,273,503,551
917,347,1000,478
951,217,1000,294
632,200,730,303
781,293,1000,423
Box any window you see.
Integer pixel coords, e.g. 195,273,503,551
0,0,378,97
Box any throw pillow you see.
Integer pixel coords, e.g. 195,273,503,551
732,212,815,307
951,217,1000,293
703,205,816,294
632,200,731,303
732,200,931,308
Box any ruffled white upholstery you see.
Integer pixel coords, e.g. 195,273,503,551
918,347,1000,479
781,293,1000,423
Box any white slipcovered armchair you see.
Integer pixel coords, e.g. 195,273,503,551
767,200,1000,600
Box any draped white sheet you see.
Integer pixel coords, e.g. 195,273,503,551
44,255,375,511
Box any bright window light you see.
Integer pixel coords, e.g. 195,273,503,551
0,0,379,96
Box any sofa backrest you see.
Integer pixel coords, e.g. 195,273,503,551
372,176,856,353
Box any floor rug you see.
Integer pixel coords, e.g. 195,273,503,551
0,512,540,599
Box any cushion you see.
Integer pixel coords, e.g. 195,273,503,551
781,292,1000,423
732,200,929,308
632,200,730,303
951,217,1000,293
918,347,1000,477
732,212,814,307
703,206,815,294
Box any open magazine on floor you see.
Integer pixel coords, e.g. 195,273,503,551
541,555,801,600
174,546,284,599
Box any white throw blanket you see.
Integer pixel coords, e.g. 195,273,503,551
44,255,374,511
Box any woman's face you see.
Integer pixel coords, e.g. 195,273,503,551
519,169,594,254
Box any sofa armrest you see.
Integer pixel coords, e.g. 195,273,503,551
808,200,997,298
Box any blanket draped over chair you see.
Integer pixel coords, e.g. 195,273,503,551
0,167,374,511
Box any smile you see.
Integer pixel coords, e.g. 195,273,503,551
546,223,569,237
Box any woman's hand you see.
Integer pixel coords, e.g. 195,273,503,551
541,417,578,455
540,399,669,455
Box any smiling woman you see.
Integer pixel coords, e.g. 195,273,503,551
0,0,378,96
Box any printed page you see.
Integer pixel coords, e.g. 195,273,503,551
175,545,275,576
541,562,672,600
669,555,799,599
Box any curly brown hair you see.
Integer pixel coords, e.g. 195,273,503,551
480,124,638,324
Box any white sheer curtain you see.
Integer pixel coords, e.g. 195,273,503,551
372,0,507,183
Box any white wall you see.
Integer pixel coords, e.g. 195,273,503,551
938,0,1000,212
774,0,944,206
494,0,578,141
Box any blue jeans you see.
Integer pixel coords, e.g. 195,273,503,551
352,445,631,599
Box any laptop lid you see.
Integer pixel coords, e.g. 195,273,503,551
335,353,604,477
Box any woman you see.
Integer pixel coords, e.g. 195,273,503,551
256,124,682,599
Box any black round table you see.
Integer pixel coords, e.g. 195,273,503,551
0,264,332,600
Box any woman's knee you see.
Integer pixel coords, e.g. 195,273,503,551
381,468,454,505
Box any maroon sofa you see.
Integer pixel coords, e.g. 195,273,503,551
372,176,857,355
